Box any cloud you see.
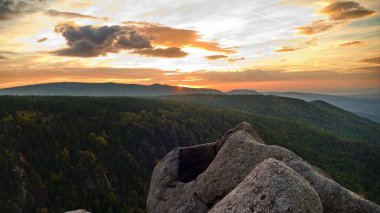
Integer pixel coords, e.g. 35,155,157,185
45,9,110,21
187,68,380,83
228,57,245,63
52,22,153,57
321,1,375,21
294,1,375,36
53,22,238,58
124,21,236,54
0,0,43,21
339,41,366,47
133,47,188,58
36,37,47,43
205,55,227,60
52,22,189,58
295,20,334,35
0,50,17,59
276,39,317,53
2,66,379,91
359,55,380,64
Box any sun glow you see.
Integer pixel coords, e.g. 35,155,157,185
0,0,378,92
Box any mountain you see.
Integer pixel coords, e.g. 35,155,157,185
160,94,380,144
264,91,380,123
1,82,378,123
227,89,261,95
0,82,223,96
148,122,380,212
0,96,379,212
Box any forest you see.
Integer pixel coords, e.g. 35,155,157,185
0,96,379,213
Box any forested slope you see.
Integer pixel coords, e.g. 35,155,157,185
160,94,380,143
0,96,379,212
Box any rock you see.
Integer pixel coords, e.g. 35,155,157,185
209,158,322,213
147,122,380,213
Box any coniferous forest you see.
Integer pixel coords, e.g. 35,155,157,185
0,96,379,212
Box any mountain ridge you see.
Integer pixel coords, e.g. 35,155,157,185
0,82,223,96
1,82,379,122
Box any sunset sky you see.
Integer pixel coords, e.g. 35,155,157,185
0,0,379,93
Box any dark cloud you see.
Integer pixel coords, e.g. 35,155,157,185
359,55,380,64
295,20,334,35
133,47,188,58
276,39,317,53
339,41,366,47
52,22,188,58
0,0,43,21
36,37,47,42
205,55,227,60
45,9,110,21
52,23,151,57
321,1,375,21
0,54,7,59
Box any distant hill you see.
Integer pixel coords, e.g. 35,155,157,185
1,83,378,123
160,94,380,144
227,89,261,95
0,82,223,96
264,91,380,123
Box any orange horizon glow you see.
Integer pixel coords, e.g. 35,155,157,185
0,0,379,93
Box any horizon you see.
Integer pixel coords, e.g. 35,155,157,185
1,0,379,93
2,81,380,96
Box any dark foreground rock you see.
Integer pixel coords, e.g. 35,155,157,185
147,122,380,213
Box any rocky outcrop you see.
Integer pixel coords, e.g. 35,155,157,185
209,158,322,213
147,122,380,213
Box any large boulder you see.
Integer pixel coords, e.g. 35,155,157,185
209,158,322,213
147,122,380,213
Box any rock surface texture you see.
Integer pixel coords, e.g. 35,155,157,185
147,122,380,213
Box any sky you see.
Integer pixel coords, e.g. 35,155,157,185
0,0,379,93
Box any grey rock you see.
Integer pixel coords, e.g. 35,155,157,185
147,122,380,213
209,158,322,213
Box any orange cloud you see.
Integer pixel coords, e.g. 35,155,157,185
52,22,189,58
53,21,236,58
276,39,317,53
295,1,375,37
205,55,228,60
125,21,236,54
133,47,188,58
359,55,380,64
228,57,245,63
321,1,375,21
339,41,366,47
45,9,110,21
295,20,334,35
